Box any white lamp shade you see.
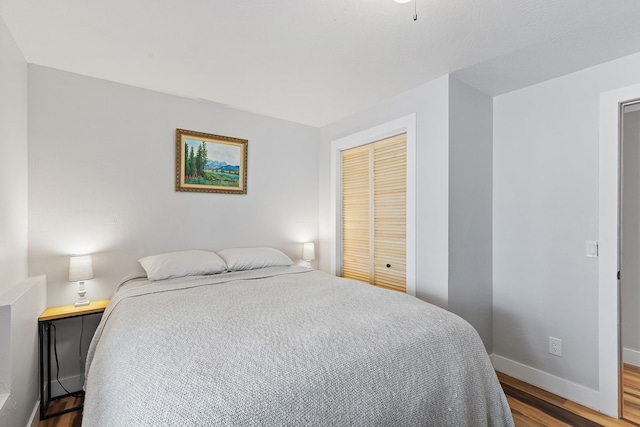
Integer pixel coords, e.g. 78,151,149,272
302,242,316,261
69,255,94,282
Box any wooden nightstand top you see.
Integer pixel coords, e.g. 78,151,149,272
39,299,110,322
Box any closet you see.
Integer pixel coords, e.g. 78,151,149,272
340,133,406,292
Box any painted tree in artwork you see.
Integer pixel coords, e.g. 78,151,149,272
184,142,193,176
184,141,210,180
200,142,208,173
188,146,196,177
193,141,209,177
195,144,203,177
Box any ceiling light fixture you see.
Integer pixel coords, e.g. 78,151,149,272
394,0,418,21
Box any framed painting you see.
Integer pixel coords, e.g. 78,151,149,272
176,128,248,194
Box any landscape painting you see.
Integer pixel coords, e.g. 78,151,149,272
176,128,248,194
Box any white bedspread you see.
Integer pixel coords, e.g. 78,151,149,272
83,266,514,426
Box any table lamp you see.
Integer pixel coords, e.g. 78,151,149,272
69,254,94,307
302,242,315,269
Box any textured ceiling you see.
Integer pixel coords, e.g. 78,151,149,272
1,0,640,127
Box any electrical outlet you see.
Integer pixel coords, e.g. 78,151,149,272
549,336,562,356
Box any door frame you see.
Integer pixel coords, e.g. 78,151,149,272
330,114,417,296
598,83,640,417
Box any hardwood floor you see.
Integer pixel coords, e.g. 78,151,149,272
38,395,83,427
623,363,640,424
39,373,639,427
498,372,637,427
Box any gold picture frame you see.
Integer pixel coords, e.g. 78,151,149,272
175,128,248,194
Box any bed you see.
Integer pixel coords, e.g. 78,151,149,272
83,249,514,426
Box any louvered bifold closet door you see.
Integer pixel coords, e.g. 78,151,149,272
341,144,372,283
341,133,407,291
373,134,406,292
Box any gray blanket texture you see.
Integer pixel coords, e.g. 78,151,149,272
83,266,514,426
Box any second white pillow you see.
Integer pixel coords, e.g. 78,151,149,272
138,250,227,281
217,247,293,271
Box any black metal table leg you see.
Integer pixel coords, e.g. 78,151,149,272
38,320,45,419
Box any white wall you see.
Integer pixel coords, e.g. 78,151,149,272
0,15,34,427
0,15,28,297
319,75,450,308
493,51,640,396
28,66,320,307
319,75,495,351
448,77,493,351
622,108,640,366
0,276,47,427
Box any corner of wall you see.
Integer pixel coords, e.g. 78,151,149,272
0,11,29,299
447,76,494,353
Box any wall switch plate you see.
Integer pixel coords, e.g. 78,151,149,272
549,336,562,356
586,241,599,258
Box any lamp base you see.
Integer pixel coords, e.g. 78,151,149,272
74,298,90,307
74,280,90,307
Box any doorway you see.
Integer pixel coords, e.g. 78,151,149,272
597,82,640,419
620,102,640,424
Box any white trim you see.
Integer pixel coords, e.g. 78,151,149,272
27,402,39,427
49,373,84,397
623,348,640,366
598,83,640,418
492,354,599,411
0,393,8,411
330,114,417,296
623,102,640,114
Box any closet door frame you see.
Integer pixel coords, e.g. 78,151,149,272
330,114,416,296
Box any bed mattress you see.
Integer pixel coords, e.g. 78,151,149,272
83,266,513,426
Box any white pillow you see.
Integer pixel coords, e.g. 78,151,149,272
217,247,293,271
138,250,227,281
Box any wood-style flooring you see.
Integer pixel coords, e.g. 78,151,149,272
38,395,82,427
499,372,636,427
624,363,640,424
39,372,639,427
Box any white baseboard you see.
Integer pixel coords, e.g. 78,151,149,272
623,347,640,367
0,393,8,412
27,402,39,427
492,354,600,411
49,373,84,397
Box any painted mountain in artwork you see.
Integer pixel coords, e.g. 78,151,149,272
205,160,240,172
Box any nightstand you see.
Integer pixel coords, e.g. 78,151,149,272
38,299,109,420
